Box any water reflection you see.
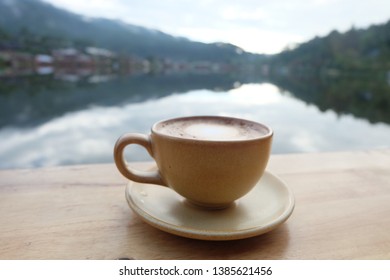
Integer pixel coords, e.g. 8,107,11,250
268,70,390,124
0,83,389,169
0,73,389,169
0,73,256,128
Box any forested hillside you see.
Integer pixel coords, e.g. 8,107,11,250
269,20,390,72
266,21,390,124
0,0,258,63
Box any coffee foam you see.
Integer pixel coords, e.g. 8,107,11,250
156,117,269,141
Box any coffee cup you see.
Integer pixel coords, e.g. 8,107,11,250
114,116,273,209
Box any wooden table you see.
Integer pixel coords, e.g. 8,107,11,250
1,149,390,260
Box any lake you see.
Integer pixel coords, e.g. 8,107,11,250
0,72,389,169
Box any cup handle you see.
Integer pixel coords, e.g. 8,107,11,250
113,133,166,186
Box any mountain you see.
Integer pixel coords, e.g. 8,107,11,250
265,20,390,124
0,0,258,62
268,20,390,73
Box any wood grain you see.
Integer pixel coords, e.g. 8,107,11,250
1,149,390,259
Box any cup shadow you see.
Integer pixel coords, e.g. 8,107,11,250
129,221,290,259
122,200,291,260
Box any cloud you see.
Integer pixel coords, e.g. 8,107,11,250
2,83,389,168
43,0,390,53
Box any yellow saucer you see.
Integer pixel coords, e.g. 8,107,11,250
125,170,294,241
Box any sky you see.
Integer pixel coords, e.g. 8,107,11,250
42,0,390,54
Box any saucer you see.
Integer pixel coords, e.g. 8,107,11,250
125,170,295,241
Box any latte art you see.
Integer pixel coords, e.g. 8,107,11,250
185,123,242,140
156,117,269,141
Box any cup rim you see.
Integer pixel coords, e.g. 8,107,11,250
151,115,273,143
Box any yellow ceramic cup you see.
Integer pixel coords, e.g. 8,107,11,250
114,116,273,209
